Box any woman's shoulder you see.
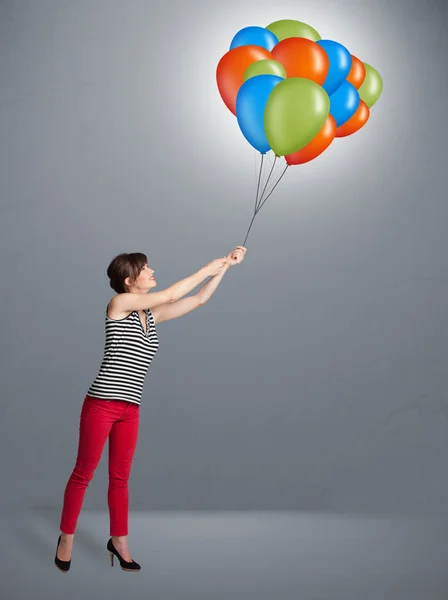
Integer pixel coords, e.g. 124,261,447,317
106,296,152,318
107,295,135,320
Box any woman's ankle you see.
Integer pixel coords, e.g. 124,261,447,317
111,535,127,543
60,532,74,542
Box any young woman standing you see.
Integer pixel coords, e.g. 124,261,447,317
55,245,247,573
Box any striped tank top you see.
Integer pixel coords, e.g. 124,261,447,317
86,304,160,405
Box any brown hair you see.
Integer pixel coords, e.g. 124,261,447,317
107,252,148,294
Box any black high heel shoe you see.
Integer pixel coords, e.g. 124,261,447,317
107,538,141,572
54,534,71,573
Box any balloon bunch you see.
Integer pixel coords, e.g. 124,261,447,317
216,19,383,246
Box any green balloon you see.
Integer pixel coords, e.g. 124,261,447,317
358,63,383,108
266,19,321,42
243,59,287,82
264,78,330,156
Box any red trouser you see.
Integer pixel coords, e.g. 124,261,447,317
60,395,140,536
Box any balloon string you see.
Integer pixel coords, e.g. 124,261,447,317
256,163,289,213
255,153,264,213
260,155,285,207
257,154,277,212
241,161,289,247
242,152,266,247
242,211,257,247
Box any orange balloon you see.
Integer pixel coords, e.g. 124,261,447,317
271,38,329,84
216,45,273,115
285,115,336,165
335,100,370,137
346,55,366,89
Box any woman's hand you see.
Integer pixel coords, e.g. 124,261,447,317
205,257,229,276
227,246,247,265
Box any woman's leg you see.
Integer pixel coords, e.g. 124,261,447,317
108,402,140,542
59,397,115,536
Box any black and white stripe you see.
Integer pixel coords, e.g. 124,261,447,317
86,307,160,405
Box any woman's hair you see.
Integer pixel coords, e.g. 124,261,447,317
107,252,148,294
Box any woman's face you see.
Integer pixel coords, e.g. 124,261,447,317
127,263,157,292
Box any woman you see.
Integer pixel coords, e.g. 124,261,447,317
55,245,247,573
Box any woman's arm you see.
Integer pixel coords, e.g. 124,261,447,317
168,266,212,302
151,263,230,324
152,248,246,324
195,246,245,304
196,261,231,304
112,264,218,313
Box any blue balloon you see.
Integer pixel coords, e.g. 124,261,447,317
329,81,360,127
236,75,284,153
316,39,352,96
230,26,279,52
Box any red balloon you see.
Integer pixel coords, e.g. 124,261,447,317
285,115,336,166
346,55,366,89
216,45,273,115
271,38,329,85
335,100,370,137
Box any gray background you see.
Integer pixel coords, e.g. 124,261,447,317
1,0,448,517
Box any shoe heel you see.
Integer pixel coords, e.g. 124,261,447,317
106,538,141,572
